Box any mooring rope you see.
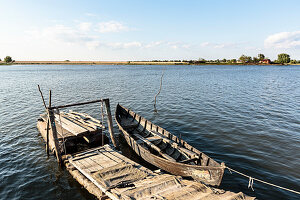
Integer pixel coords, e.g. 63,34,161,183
226,166,300,195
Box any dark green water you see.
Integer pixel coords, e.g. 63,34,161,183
0,65,299,199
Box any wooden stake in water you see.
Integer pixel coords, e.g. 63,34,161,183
37,85,50,156
154,71,164,112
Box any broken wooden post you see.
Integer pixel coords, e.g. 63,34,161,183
103,99,118,148
37,85,47,109
47,90,62,164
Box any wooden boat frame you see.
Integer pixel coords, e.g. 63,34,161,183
115,104,225,186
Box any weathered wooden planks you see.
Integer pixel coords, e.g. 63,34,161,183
66,112,105,129
66,145,256,200
38,110,107,157
54,113,89,135
40,114,80,138
40,110,104,138
69,111,103,127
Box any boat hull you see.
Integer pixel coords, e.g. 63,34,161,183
115,104,225,186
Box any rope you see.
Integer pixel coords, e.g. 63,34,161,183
226,166,300,195
248,177,254,191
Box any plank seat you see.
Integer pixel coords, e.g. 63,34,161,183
179,157,198,164
136,136,161,144
133,134,176,162
122,122,139,130
145,136,162,142
150,130,199,158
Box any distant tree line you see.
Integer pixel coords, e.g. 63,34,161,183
0,56,14,64
2,54,299,65
149,53,299,65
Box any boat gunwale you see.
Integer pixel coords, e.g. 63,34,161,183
115,104,225,171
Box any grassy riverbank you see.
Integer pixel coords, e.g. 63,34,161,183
1,60,296,65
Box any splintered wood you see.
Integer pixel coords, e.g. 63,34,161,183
66,145,256,200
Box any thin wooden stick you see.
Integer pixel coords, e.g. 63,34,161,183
37,85,50,155
37,85,47,109
154,71,164,112
49,99,109,109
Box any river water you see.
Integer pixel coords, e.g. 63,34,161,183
0,64,299,199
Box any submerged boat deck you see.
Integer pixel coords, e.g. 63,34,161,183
65,145,255,200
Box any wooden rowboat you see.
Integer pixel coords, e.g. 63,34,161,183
115,104,225,186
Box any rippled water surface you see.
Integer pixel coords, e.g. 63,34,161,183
0,65,299,199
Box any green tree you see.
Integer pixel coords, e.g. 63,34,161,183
239,55,252,63
230,59,237,63
277,53,290,64
290,60,297,64
4,56,12,63
258,54,265,61
253,57,259,63
198,58,206,62
277,53,291,64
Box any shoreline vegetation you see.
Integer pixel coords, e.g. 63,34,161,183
1,53,300,65
0,60,299,66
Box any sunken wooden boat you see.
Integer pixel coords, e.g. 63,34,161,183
115,104,225,186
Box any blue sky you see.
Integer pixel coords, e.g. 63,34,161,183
1,0,300,61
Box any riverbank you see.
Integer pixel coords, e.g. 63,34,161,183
1,60,296,65
4,61,189,65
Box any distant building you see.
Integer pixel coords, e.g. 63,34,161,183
259,59,271,64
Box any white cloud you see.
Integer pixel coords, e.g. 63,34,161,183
264,31,300,49
182,44,191,49
145,41,163,48
166,42,191,50
26,20,131,47
24,21,194,56
85,13,97,17
96,21,129,33
124,42,142,48
200,42,211,47
106,41,191,50
28,25,95,45
245,46,262,51
200,42,239,49
86,41,101,49
78,22,92,32
107,41,142,49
